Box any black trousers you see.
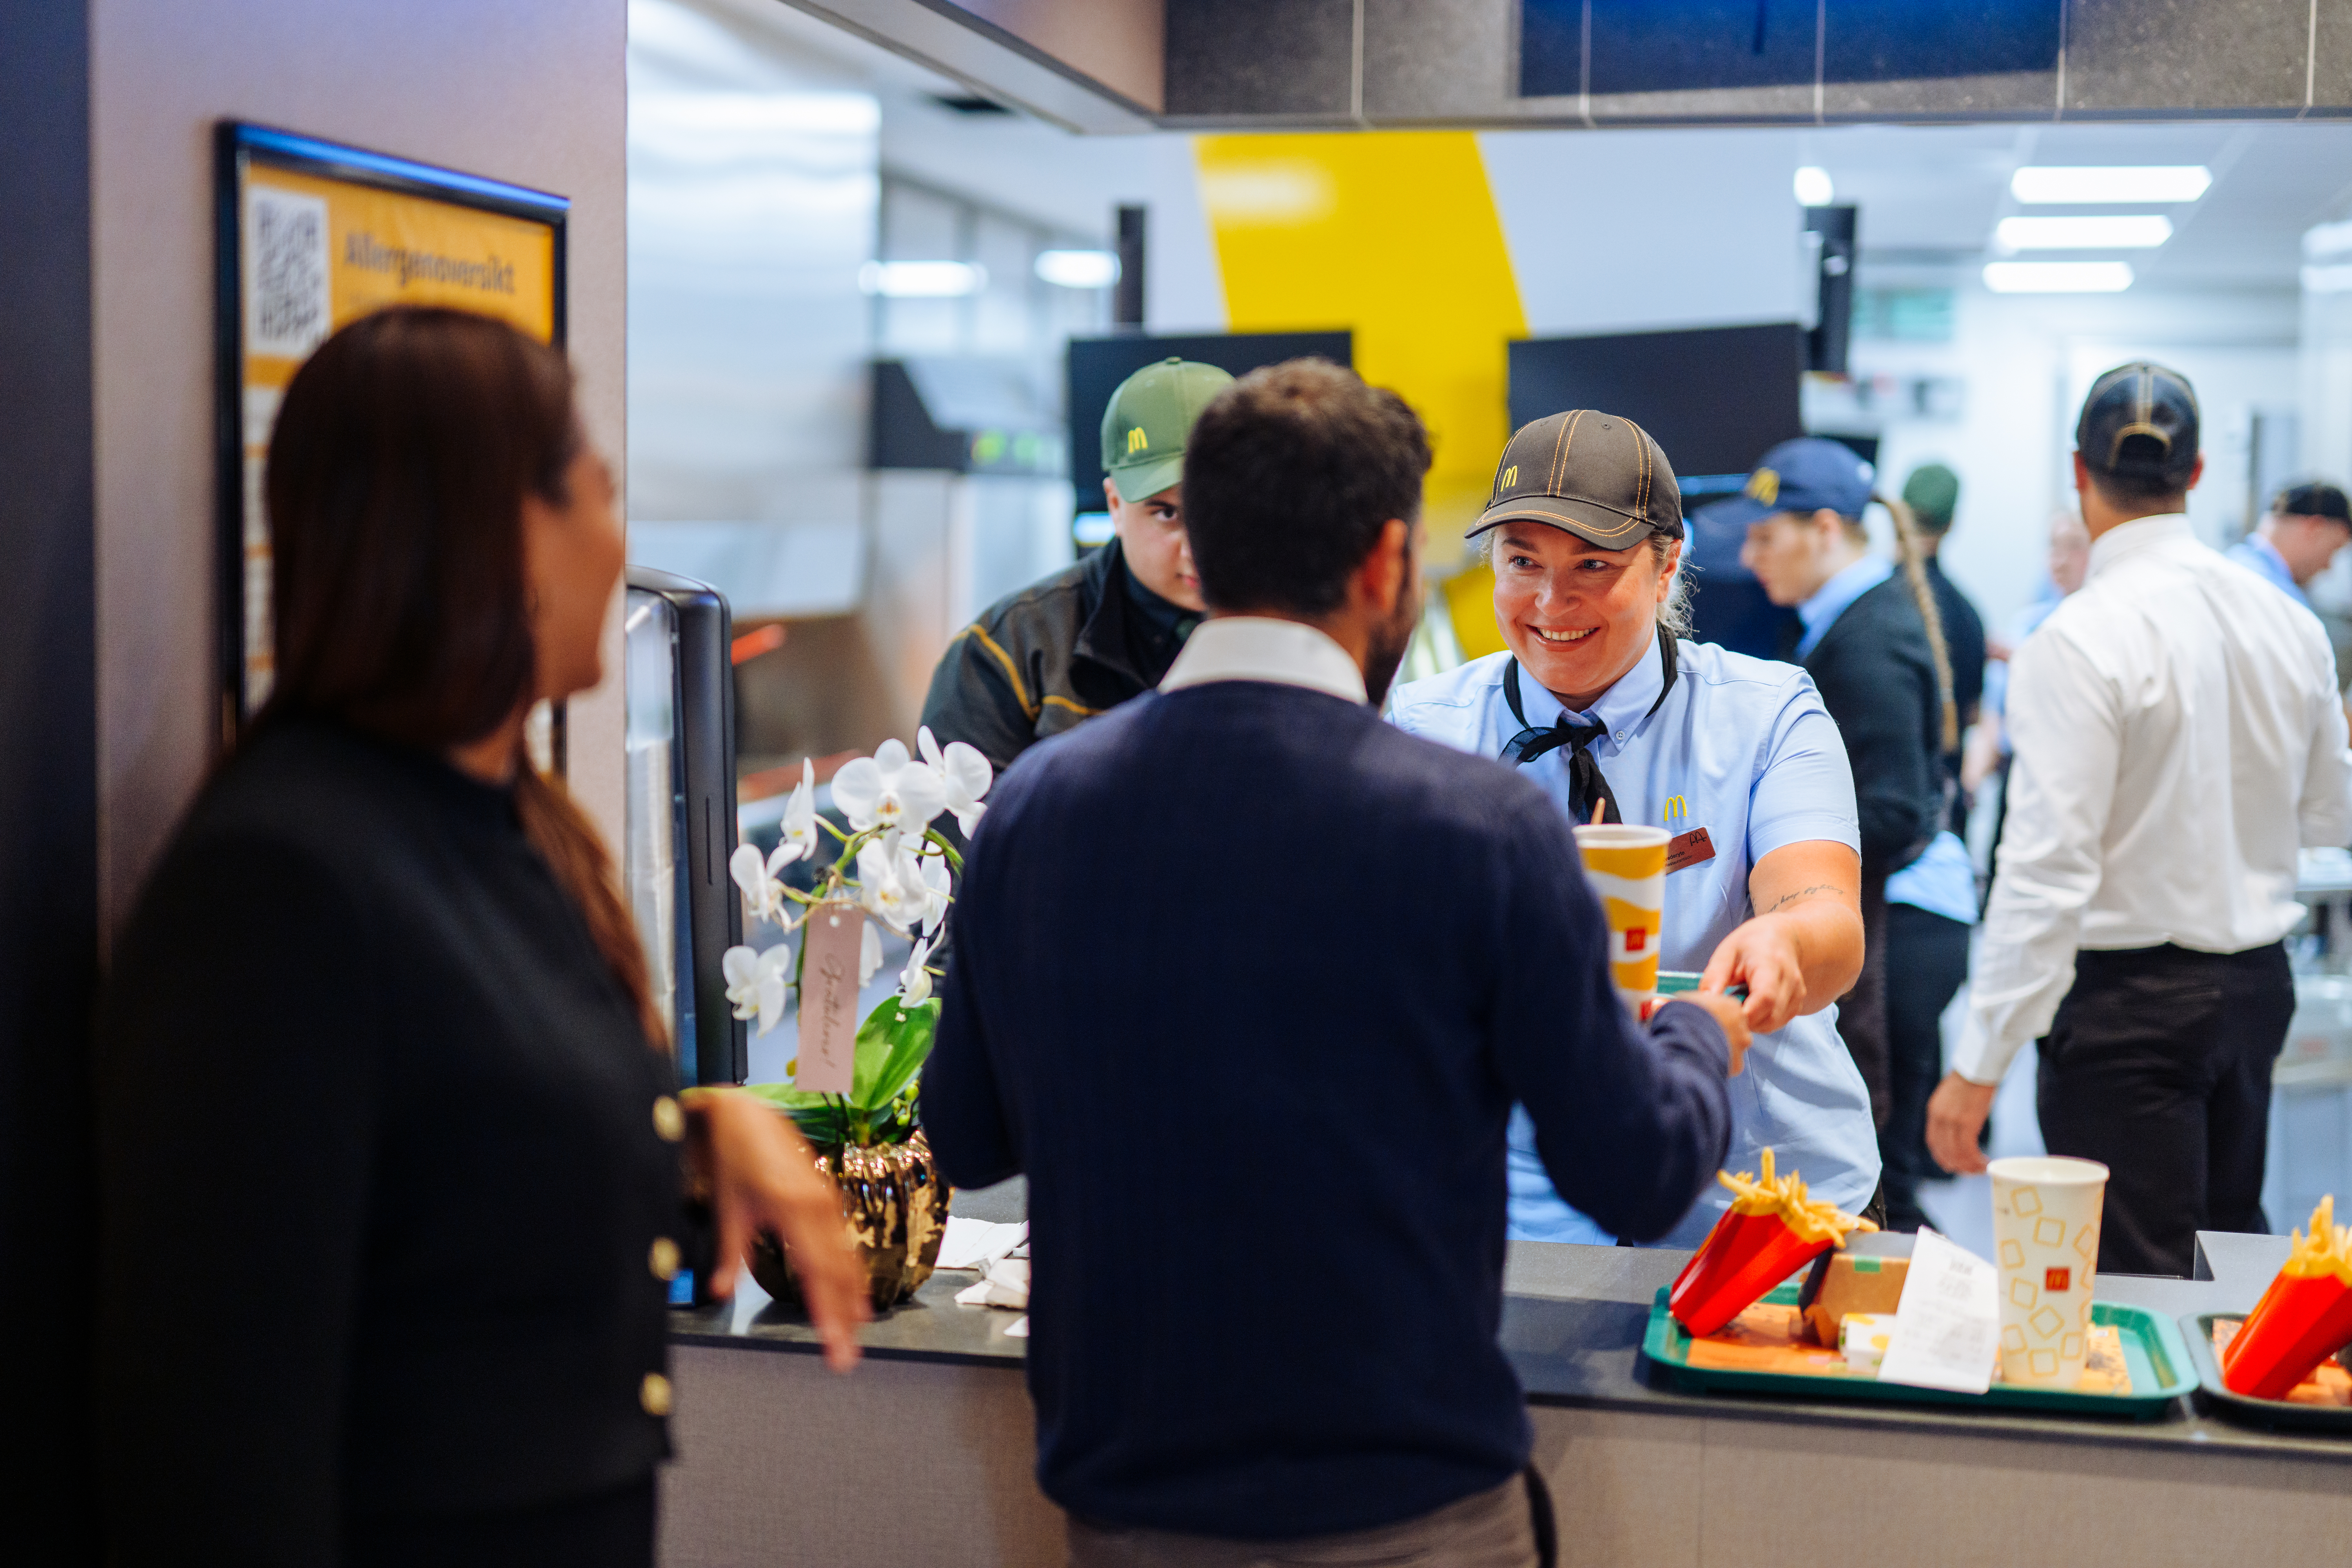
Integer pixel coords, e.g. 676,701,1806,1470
347,1475,655,1568
2036,942,2292,1278
1881,903,1973,1231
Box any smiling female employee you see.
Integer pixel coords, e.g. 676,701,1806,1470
1390,412,1876,1246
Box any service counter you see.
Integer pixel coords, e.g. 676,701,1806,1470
659,1214,2352,1567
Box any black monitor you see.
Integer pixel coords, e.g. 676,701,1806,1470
1508,324,1805,494
1066,331,1352,506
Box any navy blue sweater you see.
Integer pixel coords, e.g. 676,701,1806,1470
921,680,1731,1541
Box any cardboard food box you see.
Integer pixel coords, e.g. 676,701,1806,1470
1797,1231,1915,1347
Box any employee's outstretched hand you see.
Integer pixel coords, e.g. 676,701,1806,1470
686,1089,869,1372
1681,991,1753,1077
1924,1071,1996,1176
1703,841,1866,1034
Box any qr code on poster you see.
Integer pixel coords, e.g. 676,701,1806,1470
246,185,331,359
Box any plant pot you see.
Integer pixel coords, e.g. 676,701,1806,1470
749,1130,951,1312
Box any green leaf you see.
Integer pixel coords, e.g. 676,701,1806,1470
738,1080,830,1112
855,998,940,1112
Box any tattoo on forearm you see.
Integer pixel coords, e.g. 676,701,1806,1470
1762,884,1844,915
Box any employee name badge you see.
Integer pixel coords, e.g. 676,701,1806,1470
1665,826,1716,874
794,901,865,1094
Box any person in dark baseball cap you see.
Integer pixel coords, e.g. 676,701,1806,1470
1926,360,2352,1278
1391,411,1879,1247
2229,479,2352,610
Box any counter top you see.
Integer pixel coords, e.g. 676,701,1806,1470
672,1227,2351,1460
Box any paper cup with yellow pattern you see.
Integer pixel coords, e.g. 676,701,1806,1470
1573,824,1668,1016
1989,1155,2108,1388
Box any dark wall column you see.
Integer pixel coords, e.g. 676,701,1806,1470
0,0,98,1553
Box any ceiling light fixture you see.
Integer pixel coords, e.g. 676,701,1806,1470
2009,166,2212,204
1995,215,2174,252
1034,249,1121,289
1983,261,2134,293
858,260,986,298
1794,166,1835,207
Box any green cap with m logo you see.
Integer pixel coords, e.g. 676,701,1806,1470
1100,357,1234,503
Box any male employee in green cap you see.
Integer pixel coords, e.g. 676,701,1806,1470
920,357,1234,780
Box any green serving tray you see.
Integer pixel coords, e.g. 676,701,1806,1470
2180,1312,2352,1433
1641,1284,2194,1420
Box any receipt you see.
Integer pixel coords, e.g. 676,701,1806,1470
1875,1228,1999,1394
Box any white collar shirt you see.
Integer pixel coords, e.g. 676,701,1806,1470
1159,616,1367,704
1389,637,1877,1245
1955,514,2352,1084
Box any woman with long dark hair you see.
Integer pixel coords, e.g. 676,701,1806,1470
97,306,866,1565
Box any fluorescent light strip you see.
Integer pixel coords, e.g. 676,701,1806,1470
2010,166,2211,204
858,260,986,298
1983,261,2134,294
1034,249,1121,289
1995,215,2173,252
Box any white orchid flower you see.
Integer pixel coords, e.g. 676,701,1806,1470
856,839,928,935
858,919,883,985
918,725,993,837
917,848,953,937
721,942,793,1036
899,936,935,1007
773,759,819,868
729,843,789,927
831,737,947,835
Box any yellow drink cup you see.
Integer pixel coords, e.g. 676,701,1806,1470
1574,824,1669,1016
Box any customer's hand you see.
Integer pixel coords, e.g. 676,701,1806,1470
1924,1071,1997,1176
1682,991,1753,1077
1698,919,1807,1035
688,1089,869,1371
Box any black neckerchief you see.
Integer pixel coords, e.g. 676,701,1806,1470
1499,627,1680,826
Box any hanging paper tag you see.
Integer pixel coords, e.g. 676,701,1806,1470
794,901,864,1094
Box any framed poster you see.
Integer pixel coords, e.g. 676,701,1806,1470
214,122,568,741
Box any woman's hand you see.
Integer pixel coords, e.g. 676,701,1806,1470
686,1089,869,1372
1700,841,1864,1033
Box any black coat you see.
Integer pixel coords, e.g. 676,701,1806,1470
1793,575,1945,877
96,719,686,1563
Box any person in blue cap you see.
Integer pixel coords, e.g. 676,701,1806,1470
1390,412,1879,1245
1735,438,1956,1219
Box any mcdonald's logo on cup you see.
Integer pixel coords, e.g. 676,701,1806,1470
1574,824,1669,1016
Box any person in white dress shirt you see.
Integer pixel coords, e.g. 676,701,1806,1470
1926,363,2352,1275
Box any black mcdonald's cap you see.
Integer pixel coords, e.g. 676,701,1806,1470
2076,361,2200,483
1467,410,1684,548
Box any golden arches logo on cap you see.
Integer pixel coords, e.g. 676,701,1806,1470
1746,468,1781,505
1126,426,1149,455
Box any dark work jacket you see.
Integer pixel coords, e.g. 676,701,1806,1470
1924,556,1987,831
96,719,686,1563
922,681,1731,1541
1790,575,1945,878
918,538,1191,782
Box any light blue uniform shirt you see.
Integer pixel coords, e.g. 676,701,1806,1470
1389,638,1881,1247
2226,534,2310,609
1886,831,1976,924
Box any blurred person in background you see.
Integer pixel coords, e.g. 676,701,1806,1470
1685,491,1800,659
924,364,1744,1566
1899,462,1987,828
1737,440,1956,1160
2227,480,2352,612
1392,412,1875,1246
98,307,867,1567
1873,462,1987,1231
920,357,1234,785
1928,364,2352,1276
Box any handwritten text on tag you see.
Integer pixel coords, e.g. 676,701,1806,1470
794,902,864,1094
